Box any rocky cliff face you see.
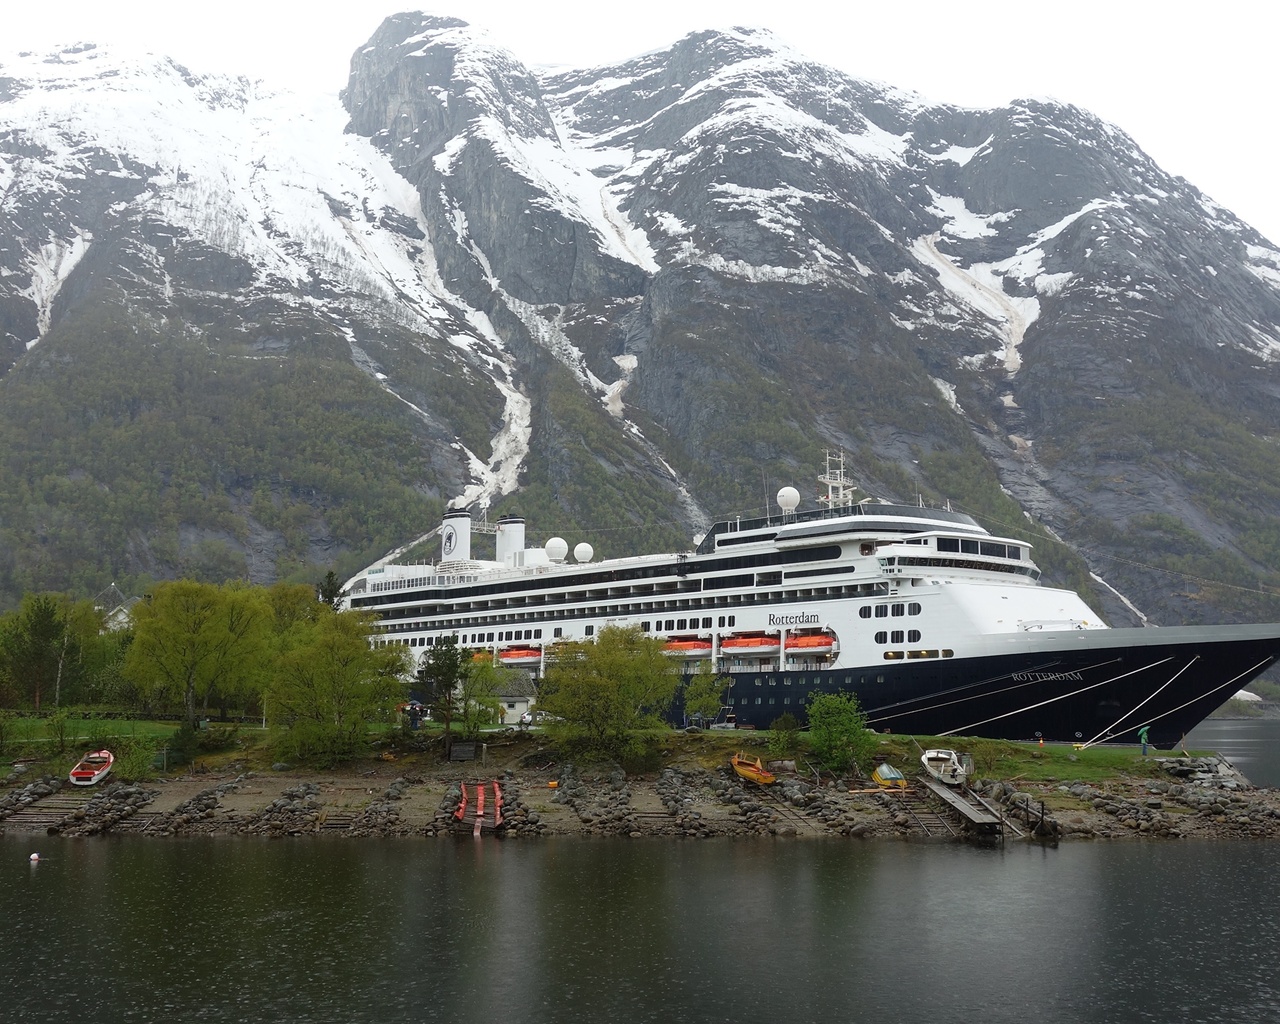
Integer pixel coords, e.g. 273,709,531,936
3,16,1280,630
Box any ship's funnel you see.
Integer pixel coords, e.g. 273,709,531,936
496,516,526,566
441,509,472,562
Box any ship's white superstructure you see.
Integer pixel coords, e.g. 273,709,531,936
346,458,1280,745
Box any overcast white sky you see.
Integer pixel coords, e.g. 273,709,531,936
4,1,1278,244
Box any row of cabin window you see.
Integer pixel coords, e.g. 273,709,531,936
859,602,922,619
640,616,737,633
875,630,922,644
394,628,546,648
936,537,1023,559
379,582,883,629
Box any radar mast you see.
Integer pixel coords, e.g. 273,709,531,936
818,449,857,510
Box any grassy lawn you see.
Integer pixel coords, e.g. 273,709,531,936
637,729,1207,786
1,715,1212,789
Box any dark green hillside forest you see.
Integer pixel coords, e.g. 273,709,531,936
1037,368,1280,624
0,302,443,609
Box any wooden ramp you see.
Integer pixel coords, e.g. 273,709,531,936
453,781,505,837
2,791,92,833
883,785,959,837
918,777,1025,839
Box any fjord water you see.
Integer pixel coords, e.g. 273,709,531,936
1186,717,1280,788
4,830,1278,1024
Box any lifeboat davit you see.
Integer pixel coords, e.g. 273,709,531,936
498,646,542,667
785,632,838,656
720,634,782,657
664,638,713,658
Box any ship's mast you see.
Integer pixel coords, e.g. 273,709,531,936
818,449,857,510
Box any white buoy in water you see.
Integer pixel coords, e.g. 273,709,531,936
29,853,39,862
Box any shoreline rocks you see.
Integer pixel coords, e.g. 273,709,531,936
3,753,1276,842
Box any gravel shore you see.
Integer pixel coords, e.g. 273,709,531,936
4,733,1277,842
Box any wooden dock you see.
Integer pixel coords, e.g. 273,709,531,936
918,777,1025,838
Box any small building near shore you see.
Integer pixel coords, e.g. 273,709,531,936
493,674,538,726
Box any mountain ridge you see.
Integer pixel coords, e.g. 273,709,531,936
2,15,1280,636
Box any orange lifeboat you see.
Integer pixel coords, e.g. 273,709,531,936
664,638,713,658
785,632,837,656
720,634,782,657
498,646,542,667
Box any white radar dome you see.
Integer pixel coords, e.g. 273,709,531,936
545,537,569,562
574,542,594,563
777,486,800,512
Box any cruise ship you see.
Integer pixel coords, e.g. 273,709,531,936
345,458,1280,747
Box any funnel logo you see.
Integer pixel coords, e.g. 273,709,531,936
443,525,457,557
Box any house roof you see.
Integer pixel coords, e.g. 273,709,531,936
493,675,539,699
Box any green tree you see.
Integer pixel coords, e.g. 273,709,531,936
457,659,508,739
680,662,729,725
0,593,75,710
415,637,468,745
317,571,343,610
123,581,271,727
538,625,680,754
806,692,877,774
266,582,327,633
265,608,407,765
768,712,801,757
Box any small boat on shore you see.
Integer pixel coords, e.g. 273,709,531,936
69,749,114,786
872,762,908,789
730,752,776,785
920,748,967,786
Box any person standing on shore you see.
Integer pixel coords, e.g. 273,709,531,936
1139,725,1150,756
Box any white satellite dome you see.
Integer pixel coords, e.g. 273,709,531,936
545,537,569,562
777,486,800,512
573,542,594,563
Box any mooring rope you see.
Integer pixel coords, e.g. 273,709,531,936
933,658,1175,738
1078,657,1198,748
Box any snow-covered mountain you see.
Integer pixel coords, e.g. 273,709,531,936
3,15,1280,629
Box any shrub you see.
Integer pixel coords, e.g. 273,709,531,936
768,713,801,757
195,724,240,753
807,692,877,774
112,736,158,782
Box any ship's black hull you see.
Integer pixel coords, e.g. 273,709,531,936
713,624,1280,747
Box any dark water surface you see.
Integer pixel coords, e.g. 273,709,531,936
1186,717,1280,788
3,835,1277,1024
